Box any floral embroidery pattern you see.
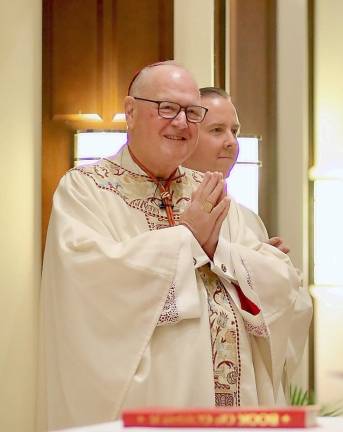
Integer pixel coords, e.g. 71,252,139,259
241,315,269,338
199,264,241,407
236,258,270,338
73,158,199,231
157,282,179,326
240,257,254,291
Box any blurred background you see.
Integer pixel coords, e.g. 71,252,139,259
1,1,343,430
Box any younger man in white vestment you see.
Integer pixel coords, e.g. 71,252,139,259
39,62,312,431
184,86,289,251
183,85,312,397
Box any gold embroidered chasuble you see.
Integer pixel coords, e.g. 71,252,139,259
39,145,312,431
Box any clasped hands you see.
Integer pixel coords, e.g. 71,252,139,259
179,172,230,260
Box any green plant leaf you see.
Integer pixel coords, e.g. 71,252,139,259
290,385,343,416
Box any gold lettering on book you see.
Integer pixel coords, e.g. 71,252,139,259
213,414,236,426
238,413,279,427
141,411,285,427
149,415,161,425
196,414,214,425
281,414,291,424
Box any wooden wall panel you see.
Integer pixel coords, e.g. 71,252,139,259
42,0,173,249
50,0,104,116
214,0,226,89
229,0,277,234
112,0,174,111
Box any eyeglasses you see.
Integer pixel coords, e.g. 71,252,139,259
133,97,208,123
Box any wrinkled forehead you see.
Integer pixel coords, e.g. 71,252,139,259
135,65,201,105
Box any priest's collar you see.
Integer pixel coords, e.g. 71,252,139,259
105,144,186,183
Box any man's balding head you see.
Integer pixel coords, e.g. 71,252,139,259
128,61,184,96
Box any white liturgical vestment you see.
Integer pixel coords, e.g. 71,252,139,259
39,145,312,431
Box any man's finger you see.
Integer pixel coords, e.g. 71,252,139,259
267,237,290,254
191,172,211,200
200,172,222,201
210,196,230,220
213,198,230,234
206,179,226,208
268,236,282,246
219,181,227,201
206,201,230,249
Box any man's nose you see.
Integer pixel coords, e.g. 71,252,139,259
171,109,188,128
224,131,237,147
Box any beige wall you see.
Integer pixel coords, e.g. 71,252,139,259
312,0,343,404
276,0,310,392
0,1,41,431
314,0,343,172
276,0,309,275
277,0,343,403
174,0,214,87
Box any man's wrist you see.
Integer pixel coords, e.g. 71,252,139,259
179,221,197,238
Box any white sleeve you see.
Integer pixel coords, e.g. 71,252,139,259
39,171,209,430
208,202,312,400
238,204,269,242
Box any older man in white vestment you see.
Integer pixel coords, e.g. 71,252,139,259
39,62,312,431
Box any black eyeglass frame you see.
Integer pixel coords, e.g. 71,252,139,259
132,96,208,123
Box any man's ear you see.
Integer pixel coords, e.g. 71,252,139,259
124,96,135,129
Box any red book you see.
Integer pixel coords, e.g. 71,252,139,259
122,406,319,428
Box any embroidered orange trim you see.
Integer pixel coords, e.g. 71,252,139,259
128,146,184,226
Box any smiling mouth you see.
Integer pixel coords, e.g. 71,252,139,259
164,135,186,141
